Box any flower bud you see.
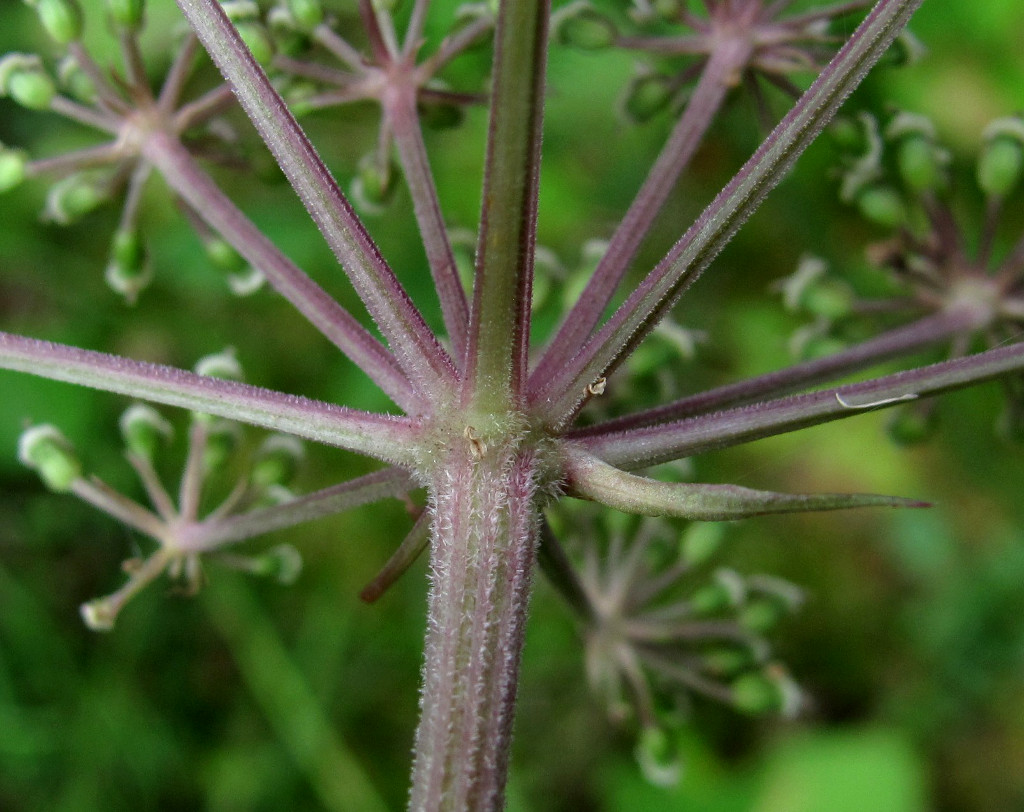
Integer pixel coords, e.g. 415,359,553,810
0,54,57,111
701,645,756,677
80,598,117,631
205,236,247,274
738,597,784,633
105,228,152,304
286,0,322,30
690,568,745,615
43,172,109,224
119,403,172,462
623,73,674,124
730,671,783,715
856,184,907,228
203,419,243,471
106,0,146,30
251,434,304,489
245,544,303,584
977,116,1024,199
221,1,274,65
351,152,398,213
555,2,617,50
18,424,81,492
0,145,28,193
34,0,84,45
887,113,945,193
58,55,97,103
634,726,682,788
194,347,243,380
418,97,465,130
886,402,937,446
679,523,724,567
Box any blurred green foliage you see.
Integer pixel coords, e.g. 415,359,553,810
1,0,1023,810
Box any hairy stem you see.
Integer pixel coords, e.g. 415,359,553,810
466,0,550,412
409,444,540,811
531,37,751,386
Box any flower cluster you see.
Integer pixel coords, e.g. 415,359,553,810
779,110,1024,440
556,0,873,124
17,348,325,630
0,0,278,300
543,506,803,785
268,0,494,212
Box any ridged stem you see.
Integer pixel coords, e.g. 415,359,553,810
409,442,540,811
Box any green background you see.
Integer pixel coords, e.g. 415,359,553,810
1,0,1023,809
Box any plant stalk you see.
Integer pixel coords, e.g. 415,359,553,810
409,441,540,811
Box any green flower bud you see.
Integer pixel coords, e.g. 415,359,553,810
624,73,674,124
856,184,907,228
80,598,117,632
701,645,756,677
0,54,57,110
34,0,84,45
251,434,304,489
801,278,855,321
226,265,265,297
418,96,465,130
18,424,82,492
205,237,247,274
679,523,724,567
58,55,96,103
351,152,398,213
886,402,937,446
105,229,152,304
730,671,783,715
221,2,274,64
555,2,617,50
978,116,1024,199
0,145,28,193
896,135,944,193
738,597,784,634
44,172,109,224
634,726,682,788
106,0,146,30
286,0,322,30
886,112,946,193
735,665,803,717
202,419,243,470
690,568,745,615
119,403,173,461
246,543,303,584
237,21,275,64
194,347,243,380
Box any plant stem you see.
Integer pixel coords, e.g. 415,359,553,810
531,0,925,427
384,87,470,361
466,0,550,412
409,444,540,811
531,37,750,386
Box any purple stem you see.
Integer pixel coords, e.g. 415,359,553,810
0,331,422,465
140,131,418,412
530,40,750,389
572,306,986,438
176,0,458,400
529,0,925,428
192,467,413,551
579,339,1024,469
465,0,550,410
383,88,470,362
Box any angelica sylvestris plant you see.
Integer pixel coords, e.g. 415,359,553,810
2,0,1024,808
